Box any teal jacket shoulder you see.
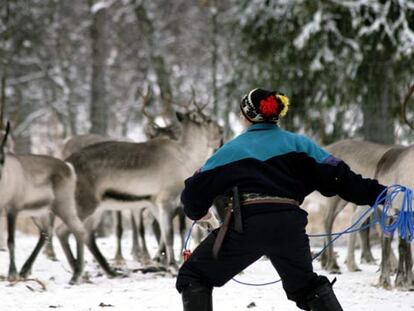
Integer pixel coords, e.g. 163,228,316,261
201,123,330,172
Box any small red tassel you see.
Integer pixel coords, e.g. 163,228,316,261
183,250,192,262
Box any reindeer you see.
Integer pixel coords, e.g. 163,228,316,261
59,91,183,266
60,134,173,266
0,122,87,284
373,145,414,290
55,107,222,276
370,85,414,290
318,139,395,273
0,124,14,253
35,89,184,271
319,85,414,285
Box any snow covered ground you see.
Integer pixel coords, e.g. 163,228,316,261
0,232,413,311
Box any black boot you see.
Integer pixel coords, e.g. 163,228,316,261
307,277,343,311
181,283,213,311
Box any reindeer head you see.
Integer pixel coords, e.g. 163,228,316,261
140,86,223,149
143,122,181,140
176,109,223,151
141,86,183,140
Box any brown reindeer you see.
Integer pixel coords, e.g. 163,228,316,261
55,108,222,277
318,139,394,273
0,122,87,284
58,90,183,266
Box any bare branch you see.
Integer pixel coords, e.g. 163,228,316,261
9,278,47,292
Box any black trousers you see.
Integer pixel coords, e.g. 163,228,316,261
176,204,318,309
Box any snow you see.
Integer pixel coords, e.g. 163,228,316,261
0,231,413,311
91,1,111,14
294,10,323,50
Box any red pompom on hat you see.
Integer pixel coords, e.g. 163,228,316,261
259,96,279,117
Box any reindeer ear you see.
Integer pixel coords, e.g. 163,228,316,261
176,112,185,122
1,121,10,148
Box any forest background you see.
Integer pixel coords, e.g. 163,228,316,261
1,0,414,159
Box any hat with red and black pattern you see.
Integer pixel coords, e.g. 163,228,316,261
240,88,289,123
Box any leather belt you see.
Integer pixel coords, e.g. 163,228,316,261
242,197,299,206
212,191,299,259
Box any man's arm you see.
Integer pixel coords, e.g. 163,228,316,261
181,168,228,220
298,144,387,206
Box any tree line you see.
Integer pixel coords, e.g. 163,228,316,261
1,0,413,154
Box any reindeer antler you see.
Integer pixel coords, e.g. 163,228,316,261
0,76,6,130
190,86,208,114
140,85,160,128
401,84,414,130
1,121,10,148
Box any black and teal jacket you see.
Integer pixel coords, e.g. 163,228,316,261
181,123,386,220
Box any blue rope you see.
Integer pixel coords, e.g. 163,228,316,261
183,221,197,252
184,185,414,287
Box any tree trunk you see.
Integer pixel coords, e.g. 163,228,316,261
90,2,108,136
12,89,32,154
360,58,394,144
89,1,112,237
210,0,219,118
134,2,174,119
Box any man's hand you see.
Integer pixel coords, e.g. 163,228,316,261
200,211,212,221
196,209,220,230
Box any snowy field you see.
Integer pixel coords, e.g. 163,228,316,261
0,231,413,311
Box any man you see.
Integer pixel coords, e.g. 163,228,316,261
176,88,387,311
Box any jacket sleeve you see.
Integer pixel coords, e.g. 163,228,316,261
306,157,386,206
181,167,231,220
299,138,386,206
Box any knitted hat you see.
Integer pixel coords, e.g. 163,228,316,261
240,88,289,123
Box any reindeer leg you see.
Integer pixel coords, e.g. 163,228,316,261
320,241,328,268
53,208,86,284
56,224,87,285
131,210,142,262
83,216,120,278
378,231,392,289
153,219,167,264
389,245,398,274
176,207,186,254
405,242,414,289
345,230,360,272
395,237,408,289
55,218,86,285
86,230,120,278
344,204,358,271
158,203,176,273
323,201,341,274
71,227,86,285
19,216,49,279
359,217,376,264
56,224,76,270
113,211,125,264
6,210,18,281
138,209,151,264
131,208,151,264
0,208,7,251
42,213,58,261
395,238,414,290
